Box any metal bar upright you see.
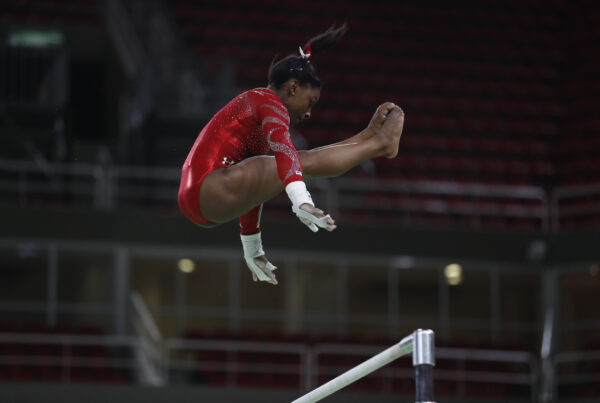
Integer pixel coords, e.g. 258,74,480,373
413,328,435,403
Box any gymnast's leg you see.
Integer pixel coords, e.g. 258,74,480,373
199,107,404,224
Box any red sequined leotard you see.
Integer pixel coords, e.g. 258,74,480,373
178,88,303,230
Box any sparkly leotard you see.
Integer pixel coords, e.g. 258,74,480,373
178,88,303,227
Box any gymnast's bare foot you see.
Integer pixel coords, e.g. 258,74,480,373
375,107,405,159
358,102,399,143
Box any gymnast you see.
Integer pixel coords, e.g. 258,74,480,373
178,24,405,285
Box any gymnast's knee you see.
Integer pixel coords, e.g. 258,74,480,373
298,150,316,175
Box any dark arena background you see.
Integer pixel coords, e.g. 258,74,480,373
1,0,599,402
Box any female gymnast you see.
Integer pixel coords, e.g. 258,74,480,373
178,24,404,285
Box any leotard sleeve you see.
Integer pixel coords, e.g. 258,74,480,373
251,90,304,186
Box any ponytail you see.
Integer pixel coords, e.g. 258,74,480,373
268,23,348,89
300,23,348,58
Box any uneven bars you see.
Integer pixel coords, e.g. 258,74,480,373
292,329,435,403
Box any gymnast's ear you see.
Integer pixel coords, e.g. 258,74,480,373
287,79,299,96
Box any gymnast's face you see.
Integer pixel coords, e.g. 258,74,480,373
281,80,321,126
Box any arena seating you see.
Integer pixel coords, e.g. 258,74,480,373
181,328,534,399
2,0,597,232
556,340,600,399
173,0,563,189
0,323,126,384
0,0,100,26
554,2,600,229
0,321,546,398
169,0,597,231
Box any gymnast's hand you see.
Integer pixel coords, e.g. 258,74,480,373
366,102,399,135
246,255,278,285
294,203,337,232
285,181,336,232
240,232,278,285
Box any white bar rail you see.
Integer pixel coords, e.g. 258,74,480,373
292,329,435,403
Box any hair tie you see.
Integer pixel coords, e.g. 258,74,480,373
299,44,312,61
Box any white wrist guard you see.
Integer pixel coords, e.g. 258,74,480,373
240,232,276,282
241,232,264,259
285,181,313,209
286,181,320,232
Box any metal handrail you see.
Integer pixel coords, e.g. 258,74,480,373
0,328,546,400
0,158,554,230
2,157,600,233
553,349,600,395
0,332,136,345
164,336,537,397
551,182,600,232
0,332,141,382
165,338,311,388
312,344,537,392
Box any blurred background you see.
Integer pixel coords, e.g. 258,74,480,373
0,0,599,402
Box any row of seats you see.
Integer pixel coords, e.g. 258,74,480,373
376,156,554,182
193,41,559,83
183,328,536,350
0,0,100,25
188,25,559,63
301,133,551,161
4,0,595,231
182,329,535,398
556,340,600,398
324,94,564,118
174,0,565,203
4,322,597,398
174,1,564,38
168,0,572,232
174,1,562,194
311,114,559,138
0,323,128,384
234,63,558,98
559,3,599,193
0,366,125,384
402,135,551,155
